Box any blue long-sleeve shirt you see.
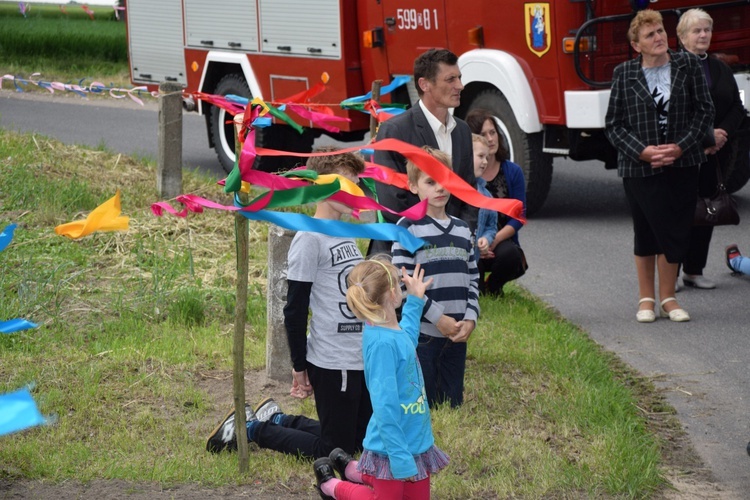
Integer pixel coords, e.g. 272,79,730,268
361,295,434,479
476,177,498,245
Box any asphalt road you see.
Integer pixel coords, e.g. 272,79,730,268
2,91,749,497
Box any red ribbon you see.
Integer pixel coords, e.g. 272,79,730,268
256,138,526,224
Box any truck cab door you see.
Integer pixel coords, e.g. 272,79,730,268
380,1,447,76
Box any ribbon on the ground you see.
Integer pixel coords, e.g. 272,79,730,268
0,319,38,334
256,138,526,223
0,223,17,252
0,388,46,437
236,208,426,253
1,75,157,105
54,190,129,239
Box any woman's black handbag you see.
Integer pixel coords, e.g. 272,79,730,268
694,157,740,226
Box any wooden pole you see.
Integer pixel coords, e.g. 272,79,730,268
231,113,249,473
156,81,183,198
369,80,383,139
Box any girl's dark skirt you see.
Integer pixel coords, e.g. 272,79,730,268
622,165,699,263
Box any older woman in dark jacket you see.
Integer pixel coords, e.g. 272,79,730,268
676,8,747,290
605,9,714,323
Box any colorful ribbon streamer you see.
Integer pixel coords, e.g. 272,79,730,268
0,319,38,334
256,139,526,223
363,164,409,191
235,209,426,254
0,388,46,437
152,181,428,222
54,190,129,239
0,223,17,252
243,169,425,219
1,75,158,105
340,75,411,106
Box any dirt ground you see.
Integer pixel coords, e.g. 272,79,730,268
0,370,741,500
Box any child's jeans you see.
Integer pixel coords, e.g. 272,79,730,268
417,334,466,408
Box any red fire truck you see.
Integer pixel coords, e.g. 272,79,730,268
125,0,750,214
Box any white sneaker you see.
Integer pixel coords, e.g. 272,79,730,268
682,274,716,290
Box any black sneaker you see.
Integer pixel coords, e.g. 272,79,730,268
254,397,281,423
206,403,256,453
313,457,336,500
726,244,742,272
328,447,355,480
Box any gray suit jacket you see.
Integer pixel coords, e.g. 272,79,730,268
372,104,478,231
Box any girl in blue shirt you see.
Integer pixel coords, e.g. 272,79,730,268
312,258,449,499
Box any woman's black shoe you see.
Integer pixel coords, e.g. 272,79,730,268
328,447,355,479
313,457,336,500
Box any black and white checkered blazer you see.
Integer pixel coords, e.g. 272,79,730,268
605,50,715,178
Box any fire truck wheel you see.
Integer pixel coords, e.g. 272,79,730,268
468,89,553,216
253,125,316,173
210,74,251,173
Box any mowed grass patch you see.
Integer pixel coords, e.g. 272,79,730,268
0,2,128,86
0,129,669,496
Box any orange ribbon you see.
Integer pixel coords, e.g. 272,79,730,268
256,138,526,224
55,191,129,239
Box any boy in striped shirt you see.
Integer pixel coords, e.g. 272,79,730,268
391,147,480,408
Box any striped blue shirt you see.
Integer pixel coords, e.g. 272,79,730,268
392,215,480,337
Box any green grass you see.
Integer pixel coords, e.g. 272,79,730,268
0,1,129,87
0,129,672,497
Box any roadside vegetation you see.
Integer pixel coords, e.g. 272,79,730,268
0,129,680,497
0,6,693,497
0,2,129,87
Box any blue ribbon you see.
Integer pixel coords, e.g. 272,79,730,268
1,319,39,334
0,223,17,252
235,208,426,254
341,75,411,105
0,388,46,437
224,95,272,128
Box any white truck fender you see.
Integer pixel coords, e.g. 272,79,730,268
458,49,542,134
196,51,262,115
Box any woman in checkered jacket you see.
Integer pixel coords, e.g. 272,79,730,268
605,9,715,324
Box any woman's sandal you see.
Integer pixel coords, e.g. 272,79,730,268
660,297,690,322
636,297,656,323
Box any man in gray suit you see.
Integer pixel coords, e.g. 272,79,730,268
370,49,477,255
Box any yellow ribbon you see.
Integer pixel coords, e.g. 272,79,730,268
54,190,129,239
241,173,365,197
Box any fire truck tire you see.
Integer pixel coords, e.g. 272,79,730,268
210,74,251,173
469,89,552,216
253,125,316,173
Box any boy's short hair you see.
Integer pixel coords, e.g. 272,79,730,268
406,146,452,186
307,146,365,177
472,133,489,148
